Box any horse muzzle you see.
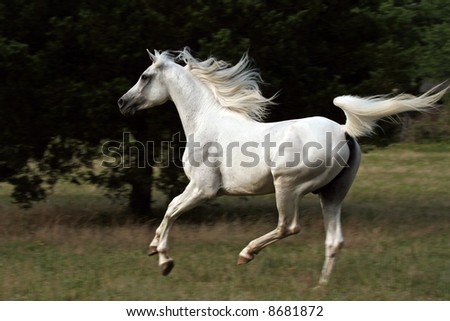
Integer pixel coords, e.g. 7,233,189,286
118,95,137,116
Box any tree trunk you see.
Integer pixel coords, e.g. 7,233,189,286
129,167,153,219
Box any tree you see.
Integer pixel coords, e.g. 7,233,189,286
1,0,448,217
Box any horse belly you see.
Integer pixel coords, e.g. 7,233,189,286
219,166,274,195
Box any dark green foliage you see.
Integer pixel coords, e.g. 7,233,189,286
0,0,448,213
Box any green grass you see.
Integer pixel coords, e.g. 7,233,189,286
0,143,449,300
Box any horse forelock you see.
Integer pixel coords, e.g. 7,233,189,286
148,50,176,68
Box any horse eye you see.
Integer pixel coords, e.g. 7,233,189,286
141,74,148,81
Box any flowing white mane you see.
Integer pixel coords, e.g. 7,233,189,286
152,48,275,121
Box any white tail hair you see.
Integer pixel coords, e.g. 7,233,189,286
333,85,448,137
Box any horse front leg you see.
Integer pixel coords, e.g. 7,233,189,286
148,226,162,256
148,182,214,276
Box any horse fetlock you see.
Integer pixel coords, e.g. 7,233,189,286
317,276,329,286
148,234,160,256
326,239,344,255
148,245,158,256
156,244,169,254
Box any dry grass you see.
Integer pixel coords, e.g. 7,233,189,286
1,218,448,300
0,143,449,300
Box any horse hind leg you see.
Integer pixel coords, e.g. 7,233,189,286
318,199,344,285
317,136,361,286
238,181,301,264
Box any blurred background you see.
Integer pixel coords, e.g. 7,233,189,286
1,0,449,300
1,0,449,218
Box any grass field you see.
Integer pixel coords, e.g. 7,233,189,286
1,143,449,300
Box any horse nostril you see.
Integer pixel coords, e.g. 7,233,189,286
118,98,125,108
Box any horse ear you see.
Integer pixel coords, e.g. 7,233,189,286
147,49,156,62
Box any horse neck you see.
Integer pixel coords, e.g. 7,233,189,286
165,64,220,137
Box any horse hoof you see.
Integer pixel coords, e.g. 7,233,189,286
148,246,158,256
160,260,175,276
313,283,327,291
237,255,253,265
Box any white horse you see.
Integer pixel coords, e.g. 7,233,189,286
118,48,446,285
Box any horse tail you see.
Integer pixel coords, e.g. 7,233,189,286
333,84,448,138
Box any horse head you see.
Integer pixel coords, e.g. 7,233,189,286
117,50,171,116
